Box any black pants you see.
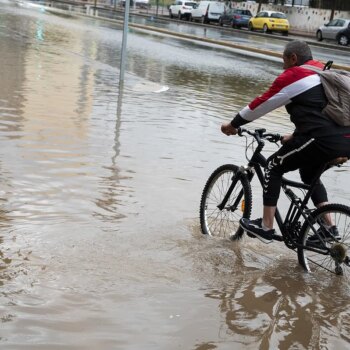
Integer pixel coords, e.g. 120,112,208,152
263,134,350,207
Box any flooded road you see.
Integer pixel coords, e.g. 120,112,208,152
0,1,350,349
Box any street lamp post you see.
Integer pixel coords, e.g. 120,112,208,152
119,0,131,84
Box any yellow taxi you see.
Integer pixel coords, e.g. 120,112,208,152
248,11,290,36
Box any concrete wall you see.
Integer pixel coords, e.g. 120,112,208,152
232,1,350,35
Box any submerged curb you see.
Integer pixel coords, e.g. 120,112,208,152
128,22,350,71
130,21,283,58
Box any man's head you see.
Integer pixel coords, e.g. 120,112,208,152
283,40,313,69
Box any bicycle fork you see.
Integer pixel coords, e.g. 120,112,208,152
217,166,252,212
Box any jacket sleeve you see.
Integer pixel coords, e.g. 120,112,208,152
231,73,292,128
231,66,322,128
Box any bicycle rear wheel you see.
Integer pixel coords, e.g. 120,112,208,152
200,164,252,240
298,204,350,280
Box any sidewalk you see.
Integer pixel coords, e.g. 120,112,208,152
134,5,315,38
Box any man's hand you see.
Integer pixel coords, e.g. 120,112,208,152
221,122,238,136
281,133,293,145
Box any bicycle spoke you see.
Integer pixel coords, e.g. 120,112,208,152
200,165,252,239
299,205,350,280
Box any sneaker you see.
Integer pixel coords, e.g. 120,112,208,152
240,218,275,244
307,225,341,245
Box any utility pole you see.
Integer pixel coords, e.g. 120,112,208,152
119,0,130,84
330,0,339,21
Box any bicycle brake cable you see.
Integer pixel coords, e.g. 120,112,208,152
244,135,255,162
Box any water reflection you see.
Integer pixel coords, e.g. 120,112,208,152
93,80,127,223
187,224,350,349
0,1,350,348
200,245,350,349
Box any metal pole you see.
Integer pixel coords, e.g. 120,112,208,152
120,0,130,83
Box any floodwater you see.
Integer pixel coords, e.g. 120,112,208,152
0,1,350,349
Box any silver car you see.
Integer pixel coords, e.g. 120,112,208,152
316,18,350,42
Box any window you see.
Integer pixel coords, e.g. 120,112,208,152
270,12,287,19
327,19,338,27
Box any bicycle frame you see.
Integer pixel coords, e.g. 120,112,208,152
219,128,331,254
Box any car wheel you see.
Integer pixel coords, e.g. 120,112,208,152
263,24,270,34
338,34,349,46
316,30,323,41
201,16,206,24
189,15,193,22
169,10,173,19
231,21,237,29
178,12,182,20
282,31,288,36
219,18,223,26
248,22,254,31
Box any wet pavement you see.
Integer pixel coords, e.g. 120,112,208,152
0,1,350,349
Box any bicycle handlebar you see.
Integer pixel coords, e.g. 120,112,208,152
238,127,283,144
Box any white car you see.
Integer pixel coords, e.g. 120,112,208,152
190,1,225,24
168,1,198,20
120,0,150,8
136,0,150,9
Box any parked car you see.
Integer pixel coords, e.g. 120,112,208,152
190,1,225,24
135,0,150,9
168,0,198,20
121,0,134,7
336,26,350,46
248,11,289,36
121,0,149,8
316,18,350,43
218,8,253,28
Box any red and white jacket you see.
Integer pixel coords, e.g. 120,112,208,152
231,60,350,137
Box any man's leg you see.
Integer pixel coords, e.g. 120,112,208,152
263,206,276,230
240,136,323,242
299,166,328,207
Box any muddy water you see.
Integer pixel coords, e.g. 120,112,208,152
0,2,350,349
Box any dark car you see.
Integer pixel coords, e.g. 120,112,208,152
218,8,253,28
336,26,350,46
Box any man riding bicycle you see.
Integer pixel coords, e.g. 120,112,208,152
221,40,350,243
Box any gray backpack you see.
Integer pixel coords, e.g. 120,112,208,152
303,61,350,126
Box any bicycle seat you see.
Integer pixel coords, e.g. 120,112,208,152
327,157,348,167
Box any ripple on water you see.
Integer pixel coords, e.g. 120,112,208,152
1,2,350,348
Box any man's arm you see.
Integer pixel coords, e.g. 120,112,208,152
231,74,291,129
229,67,322,129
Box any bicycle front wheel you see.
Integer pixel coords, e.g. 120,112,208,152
200,164,252,240
298,204,350,280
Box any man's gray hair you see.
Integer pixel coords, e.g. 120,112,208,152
283,40,313,66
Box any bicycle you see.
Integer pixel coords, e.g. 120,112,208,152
200,127,350,278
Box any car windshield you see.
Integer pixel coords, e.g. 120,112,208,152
270,13,287,19
235,10,252,16
185,2,197,6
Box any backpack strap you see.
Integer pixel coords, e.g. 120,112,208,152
301,64,323,72
302,60,333,72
